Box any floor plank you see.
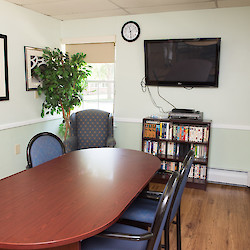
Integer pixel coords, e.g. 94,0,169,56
150,183,250,250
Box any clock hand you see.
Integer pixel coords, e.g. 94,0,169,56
129,29,132,38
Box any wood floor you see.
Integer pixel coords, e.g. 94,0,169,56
149,183,250,250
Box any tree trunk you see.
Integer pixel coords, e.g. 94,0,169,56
64,116,71,141
60,102,71,141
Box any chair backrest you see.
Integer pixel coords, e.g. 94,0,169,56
146,171,179,250
26,132,65,168
170,149,194,222
70,109,114,149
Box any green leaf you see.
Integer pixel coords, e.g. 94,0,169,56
37,47,92,139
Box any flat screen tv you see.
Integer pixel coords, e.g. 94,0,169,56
144,38,221,87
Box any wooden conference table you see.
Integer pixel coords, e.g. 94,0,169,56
0,148,161,250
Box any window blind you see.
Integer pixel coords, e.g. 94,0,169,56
65,43,115,63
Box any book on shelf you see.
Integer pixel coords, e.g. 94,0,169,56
188,165,194,178
143,140,155,155
194,164,200,178
156,124,160,138
188,164,207,179
158,141,166,155
161,161,182,172
152,141,158,156
143,123,157,138
203,127,210,143
167,142,175,156
143,139,208,160
191,144,208,159
160,161,207,181
160,122,171,139
145,121,210,143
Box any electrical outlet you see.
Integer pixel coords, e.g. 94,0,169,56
15,144,20,155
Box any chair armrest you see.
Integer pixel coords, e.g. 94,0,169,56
26,165,31,170
140,190,163,200
98,231,153,241
64,136,78,153
138,170,175,200
106,136,116,147
106,113,116,148
157,169,175,175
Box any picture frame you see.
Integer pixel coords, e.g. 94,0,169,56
24,46,45,91
0,34,9,101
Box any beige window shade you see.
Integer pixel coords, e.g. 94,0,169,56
65,43,115,63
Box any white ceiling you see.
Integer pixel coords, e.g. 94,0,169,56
4,0,250,21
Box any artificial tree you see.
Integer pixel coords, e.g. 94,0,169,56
35,47,91,141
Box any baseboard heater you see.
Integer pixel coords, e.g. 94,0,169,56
207,168,249,187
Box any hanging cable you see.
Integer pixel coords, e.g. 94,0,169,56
141,77,176,113
157,86,176,109
184,86,193,90
147,86,168,113
141,77,172,113
140,77,147,92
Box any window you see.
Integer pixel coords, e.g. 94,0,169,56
65,41,115,114
82,63,114,113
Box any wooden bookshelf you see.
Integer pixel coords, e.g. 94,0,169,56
142,117,212,190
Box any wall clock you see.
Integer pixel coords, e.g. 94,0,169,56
121,21,140,42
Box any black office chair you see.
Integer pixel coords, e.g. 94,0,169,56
119,150,195,250
64,109,116,153
81,171,179,250
26,132,66,168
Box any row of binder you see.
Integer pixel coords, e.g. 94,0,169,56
160,161,206,180
144,122,209,143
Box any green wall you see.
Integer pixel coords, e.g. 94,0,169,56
114,121,250,172
114,121,142,150
0,0,61,179
0,119,62,179
209,127,250,171
1,119,248,180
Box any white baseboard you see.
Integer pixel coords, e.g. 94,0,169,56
207,168,249,187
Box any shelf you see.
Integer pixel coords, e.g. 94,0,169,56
143,138,209,145
151,172,170,184
150,172,207,190
142,117,211,190
186,177,207,190
156,154,208,164
144,117,212,125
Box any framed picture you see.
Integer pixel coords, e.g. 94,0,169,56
24,46,45,91
0,34,9,101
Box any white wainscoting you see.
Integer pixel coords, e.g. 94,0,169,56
0,116,61,131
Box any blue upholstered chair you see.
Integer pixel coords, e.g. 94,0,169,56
119,150,195,250
81,171,180,250
26,132,65,168
65,109,116,153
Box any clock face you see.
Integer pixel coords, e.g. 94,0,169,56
121,21,140,42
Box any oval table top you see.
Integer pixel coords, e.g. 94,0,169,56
0,148,161,249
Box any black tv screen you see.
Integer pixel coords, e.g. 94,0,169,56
144,38,221,87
